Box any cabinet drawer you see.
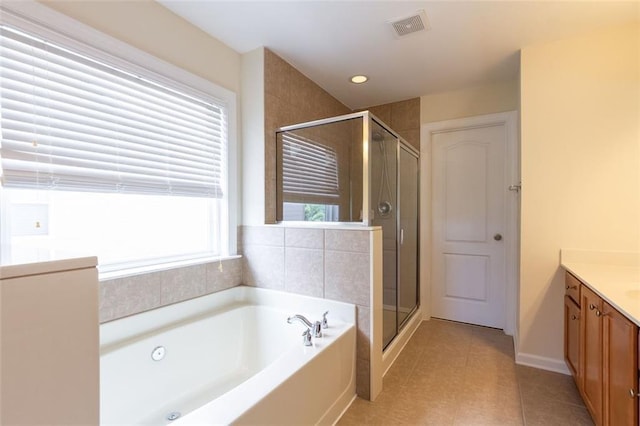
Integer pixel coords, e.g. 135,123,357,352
565,272,581,305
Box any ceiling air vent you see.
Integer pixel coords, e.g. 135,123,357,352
390,10,430,38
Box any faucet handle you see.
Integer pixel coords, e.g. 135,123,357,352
312,321,322,338
321,311,329,329
302,329,312,346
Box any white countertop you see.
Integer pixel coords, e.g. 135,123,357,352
561,249,640,326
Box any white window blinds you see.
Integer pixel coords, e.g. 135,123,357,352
281,133,339,200
0,26,226,198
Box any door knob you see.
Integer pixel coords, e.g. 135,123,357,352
494,234,502,241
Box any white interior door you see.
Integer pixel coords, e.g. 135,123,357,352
431,124,507,329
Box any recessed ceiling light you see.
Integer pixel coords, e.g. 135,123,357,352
350,75,368,84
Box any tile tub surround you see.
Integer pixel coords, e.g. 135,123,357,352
99,257,243,323
241,224,379,400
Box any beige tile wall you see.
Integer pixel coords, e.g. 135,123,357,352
264,50,421,222
241,225,374,399
364,98,421,150
264,49,351,223
99,257,243,323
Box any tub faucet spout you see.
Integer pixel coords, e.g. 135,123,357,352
287,314,322,338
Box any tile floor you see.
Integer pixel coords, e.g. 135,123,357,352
338,319,594,426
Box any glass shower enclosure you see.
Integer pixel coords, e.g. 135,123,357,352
275,111,419,349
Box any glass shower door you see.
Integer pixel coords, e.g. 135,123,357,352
398,146,419,327
369,121,398,349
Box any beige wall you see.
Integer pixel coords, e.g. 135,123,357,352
41,0,241,93
420,80,518,124
241,48,266,226
519,23,639,365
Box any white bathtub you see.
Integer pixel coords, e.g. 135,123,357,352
100,286,356,425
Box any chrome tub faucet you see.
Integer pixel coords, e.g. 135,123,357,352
287,314,322,338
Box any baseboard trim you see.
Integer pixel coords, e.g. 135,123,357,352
515,352,571,375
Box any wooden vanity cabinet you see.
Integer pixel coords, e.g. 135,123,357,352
567,273,639,426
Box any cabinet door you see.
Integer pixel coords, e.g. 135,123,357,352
603,302,638,426
581,285,603,424
564,296,581,379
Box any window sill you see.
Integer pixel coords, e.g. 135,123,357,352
98,254,242,281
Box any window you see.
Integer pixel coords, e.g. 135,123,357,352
279,132,340,222
0,4,236,272
3,189,221,269
282,202,339,222
281,133,340,201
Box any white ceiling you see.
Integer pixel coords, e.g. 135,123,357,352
158,1,639,110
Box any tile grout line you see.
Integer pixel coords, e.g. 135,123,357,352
451,333,473,426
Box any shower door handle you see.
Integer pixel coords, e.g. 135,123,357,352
400,228,404,245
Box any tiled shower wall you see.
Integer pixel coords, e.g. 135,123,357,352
361,98,421,150
263,49,420,222
240,225,376,399
98,257,243,323
264,48,351,223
